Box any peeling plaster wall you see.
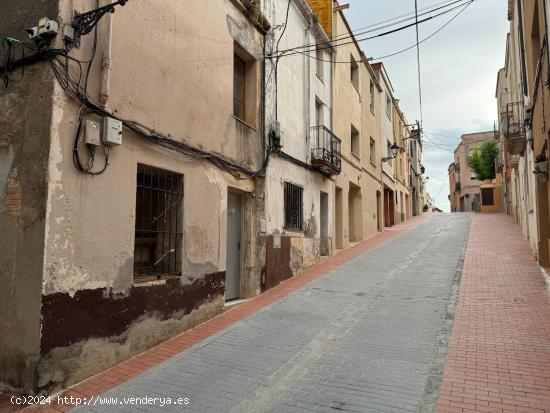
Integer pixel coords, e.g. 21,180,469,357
0,0,58,394
262,0,334,278
26,0,266,393
264,157,332,278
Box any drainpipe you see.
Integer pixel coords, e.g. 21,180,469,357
305,23,311,158
544,0,550,83
99,0,113,109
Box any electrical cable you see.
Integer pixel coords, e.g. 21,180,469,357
369,0,473,61
288,0,473,65
270,0,473,58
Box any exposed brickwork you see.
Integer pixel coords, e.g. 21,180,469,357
438,213,550,413
0,214,428,413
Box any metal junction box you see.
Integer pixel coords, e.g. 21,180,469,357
84,120,100,146
103,117,123,146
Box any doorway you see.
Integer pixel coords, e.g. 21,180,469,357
335,186,343,249
384,187,395,227
226,191,242,300
376,190,382,232
320,191,329,256
348,182,363,242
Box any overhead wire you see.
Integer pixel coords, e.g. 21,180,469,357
287,0,473,65
269,0,473,58
370,0,473,61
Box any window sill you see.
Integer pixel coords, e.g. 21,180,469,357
234,116,257,131
370,161,377,168
352,153,361,161
316,74,324,84
133,278,167,287
351,82,360,96
132,274,181,287
283,227,304,234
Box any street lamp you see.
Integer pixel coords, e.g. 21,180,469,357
382,143,400,163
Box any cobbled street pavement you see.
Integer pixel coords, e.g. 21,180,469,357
76,214,471,413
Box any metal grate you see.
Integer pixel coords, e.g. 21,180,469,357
134,164,184,279
284,182,303,230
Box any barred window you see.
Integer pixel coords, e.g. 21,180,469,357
134,164,184,279
284,182,303,230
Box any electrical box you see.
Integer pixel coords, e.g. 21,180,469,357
85,120,100,146
271,121,282,149
103,117,123,146
26,18,59,39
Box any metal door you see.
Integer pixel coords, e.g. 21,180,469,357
225,191,242,300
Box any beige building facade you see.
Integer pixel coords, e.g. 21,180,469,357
495,0,539,259
448,132,500,212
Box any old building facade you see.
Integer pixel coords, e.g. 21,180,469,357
448,132,500,212
0,0,425,395
0,0,269,394
494,0,549,264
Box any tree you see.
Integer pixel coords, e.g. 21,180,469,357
468,140,499,181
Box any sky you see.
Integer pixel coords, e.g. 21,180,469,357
343,0,509,211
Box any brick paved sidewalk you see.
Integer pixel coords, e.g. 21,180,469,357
437,213,550,413
0,214,429,413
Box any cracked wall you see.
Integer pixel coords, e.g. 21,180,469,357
0,0,59,394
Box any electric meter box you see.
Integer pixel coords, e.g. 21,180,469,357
85,120,100,146
103,117,123,146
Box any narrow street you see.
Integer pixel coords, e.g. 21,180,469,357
73,214,470,413
2,213,550,413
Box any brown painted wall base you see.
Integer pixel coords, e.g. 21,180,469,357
37,272,224,393
264,235,292,291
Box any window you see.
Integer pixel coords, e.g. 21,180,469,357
233,54,246,120
370,80,375,112
350,56,359,89
134,164,184,279
370,137,376,165
386,140,393,165
386,94,392,120
316,48,324,80
351,124,360,158
233,44,257,126
284,182,303,230
315,100,324,127
481,188,494,206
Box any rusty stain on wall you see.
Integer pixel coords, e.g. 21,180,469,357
4,180,22,218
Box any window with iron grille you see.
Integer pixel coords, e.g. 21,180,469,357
134,164,184,279
284,182,303,230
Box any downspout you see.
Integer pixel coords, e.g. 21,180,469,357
544,0,550,84
99,1,113,109
305,23,311,161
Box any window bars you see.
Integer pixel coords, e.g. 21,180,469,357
134,164,184,279
284,182,303,230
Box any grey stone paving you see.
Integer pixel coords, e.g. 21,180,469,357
76,214,470,413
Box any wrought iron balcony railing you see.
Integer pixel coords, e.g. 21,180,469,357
501,101,526,155
310,125,342,175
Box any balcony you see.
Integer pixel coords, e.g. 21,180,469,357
310,125,342,175
509,154,520,170
501,101,526,155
